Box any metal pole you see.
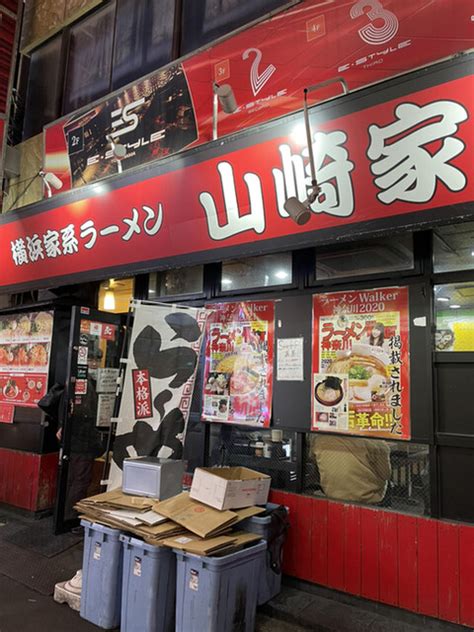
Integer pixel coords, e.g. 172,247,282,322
212,88,218,141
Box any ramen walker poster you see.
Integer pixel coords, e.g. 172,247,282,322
202,301,274,427
312,287,410,440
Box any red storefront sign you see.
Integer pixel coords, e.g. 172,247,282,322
132,368,153,419
43,0,474,192
2,67,474,291
312,287,410,440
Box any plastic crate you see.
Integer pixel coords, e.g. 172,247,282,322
80,519,123,629
174,540,266,632
120,535,176,632
240,503,288,605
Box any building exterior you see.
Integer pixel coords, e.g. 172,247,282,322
0,0,474,627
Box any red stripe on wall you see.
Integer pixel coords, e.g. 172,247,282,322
417,517,439,618
459,525,474,627
379,511,398,606
438,522,460,624
295,495,313,582
343,504,361,596
311,497,328,585
397,514,418,612
327,502,345,591
360,507,379,601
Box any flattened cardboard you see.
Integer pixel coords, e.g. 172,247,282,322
190,466,271,510
154,492,238,538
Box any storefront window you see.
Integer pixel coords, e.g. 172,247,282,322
208,424,298,491
149,266,204,297
98,277,134,313
112,0,175,90
63,4,115,114
181,0,291,55
433,221,474,273
221,253,292,291
23,36,64,140
315,235,414,280
304,434,430,515
435,282,474,351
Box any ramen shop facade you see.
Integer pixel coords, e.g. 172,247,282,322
2,48,474,627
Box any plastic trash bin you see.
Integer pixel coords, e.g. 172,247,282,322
240,503,289,604
120,535,176,632
80,519,123,629
174,540,266,632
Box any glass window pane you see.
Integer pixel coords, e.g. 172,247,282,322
181,0,290,55
112,0,175,90
23,37,63,139
435,282,474,351
149,266,204,297
209,425,297,491
315,235,414,280
433,222,474,273
221,253,292,290
63,5,115,113
304,434,430,515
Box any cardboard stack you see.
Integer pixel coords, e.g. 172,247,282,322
76,466,271,555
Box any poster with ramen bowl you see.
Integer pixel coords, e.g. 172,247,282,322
202,301,274,427
312,288,410,440
0,310,54,414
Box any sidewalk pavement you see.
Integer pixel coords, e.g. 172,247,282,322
0,506,470,632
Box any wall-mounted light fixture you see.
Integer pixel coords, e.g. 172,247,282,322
106,134,127,174
212,82,238,140
39,170,63,198
284,77,348,226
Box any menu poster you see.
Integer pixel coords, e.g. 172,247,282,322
202,301,274,427
0,311,54,410
312,288,410,440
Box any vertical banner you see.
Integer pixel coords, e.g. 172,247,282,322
312,287,410,440
109,302,208,489
202,301,275,427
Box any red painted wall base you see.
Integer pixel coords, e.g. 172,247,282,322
0,448,58,512
269,490,474,628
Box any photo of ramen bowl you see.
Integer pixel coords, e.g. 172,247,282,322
3,380,19,399
328,348,389,404
315,376,344,407
217,352,264,396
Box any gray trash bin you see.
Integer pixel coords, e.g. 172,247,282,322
80,519,123,629
240,502,289,604
120,535,176,632
174,540,266,632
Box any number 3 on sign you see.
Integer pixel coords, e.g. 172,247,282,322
350,0,399,46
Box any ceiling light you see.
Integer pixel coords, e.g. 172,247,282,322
449,304,461,309
290,124,308,146
104,289,116,311
221,277,233,286
436,297,450,302
274,270,289,279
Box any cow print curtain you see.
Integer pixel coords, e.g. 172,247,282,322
108,302,208,489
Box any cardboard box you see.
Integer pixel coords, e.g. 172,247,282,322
190,467,271,511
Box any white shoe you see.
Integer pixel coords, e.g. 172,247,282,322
64,569,82,595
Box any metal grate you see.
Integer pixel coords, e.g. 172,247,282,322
207,424,299,491
304,434,430,515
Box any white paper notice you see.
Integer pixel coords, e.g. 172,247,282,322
96,393,116,427
96,368,120,393
277,338,304,381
